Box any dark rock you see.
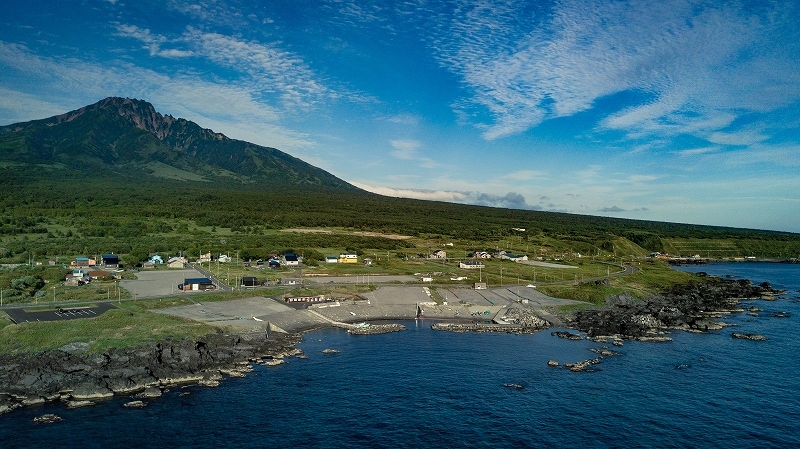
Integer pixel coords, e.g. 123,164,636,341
569,277,780,338
0,331,301,414
731,332,768,341
123,400,147,408
551,331,583,340
33,413,62,424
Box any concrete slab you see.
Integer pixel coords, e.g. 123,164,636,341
361,285,431,305
120,269,205,299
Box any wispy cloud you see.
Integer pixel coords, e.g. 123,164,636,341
502,169,547,181
352,181,542,211
389,139,422,159
350,182,467,202
0,41,313,151
116,24,194,58
425,0,800,145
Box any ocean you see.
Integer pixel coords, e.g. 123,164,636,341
2,262,799,448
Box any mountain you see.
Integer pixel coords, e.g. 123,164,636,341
0,97,355,189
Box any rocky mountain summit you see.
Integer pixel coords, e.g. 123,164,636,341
0,97,355,188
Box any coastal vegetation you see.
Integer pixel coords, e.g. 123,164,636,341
2,96,800,356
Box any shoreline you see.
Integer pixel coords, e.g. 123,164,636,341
0,275,784,417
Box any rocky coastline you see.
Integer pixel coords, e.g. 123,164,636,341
568,277,782,339
0,331,300,415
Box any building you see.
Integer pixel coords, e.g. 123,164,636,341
167,256,186,269
284,294,326,303
459,261,485,269
338,253,358,263
474,282,487,290
87,270,111,280
429,250,447,259
241,276,258,288
283,253,300,267
218,254,232,263
148,255,164,264
181,278,215,291
363,258,372,266
199,252,212,263
101,254,119,268
325,255,339,263
280,278,301,285
71,257,96,268
499,253,528,262
65,269,91,285
471,251,492,259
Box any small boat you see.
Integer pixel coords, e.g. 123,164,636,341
503,383,523,389
252,316,263,321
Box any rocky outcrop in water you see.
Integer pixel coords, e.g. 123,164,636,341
347,323,406,335
731,332,768,341
569,278,780,338
0,331,300,415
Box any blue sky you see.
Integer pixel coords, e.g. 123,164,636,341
2,0,799,232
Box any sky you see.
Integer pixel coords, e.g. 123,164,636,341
2,0,800,233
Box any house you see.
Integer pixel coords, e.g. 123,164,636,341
363,258,372,266
499,253,528,262
87,270,111,280
283,253,300,267
280,278,301,285
148,255,164,264
71,257,96,268
218,254,232,263
167,256,186,269
65,270,90,286
199,252,212,263
429,250,447,259
241,277,258,288
181,278,215,291
338,253,358,263
268,259,281,268
102,254,119,268
325,256,339,263
471,251,492,259
459,261,485,269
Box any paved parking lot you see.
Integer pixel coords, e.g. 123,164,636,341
5,303,118,323
119,269,206,299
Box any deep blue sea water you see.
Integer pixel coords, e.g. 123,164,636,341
2,262,799,448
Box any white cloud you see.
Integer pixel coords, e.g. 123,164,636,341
707,129,769,146
628,175,659,183
425,0,800,144
389,139,422,159
502,169,546,181
0,41,313,151
351,182,467,202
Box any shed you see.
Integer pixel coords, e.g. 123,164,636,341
241,277,258,288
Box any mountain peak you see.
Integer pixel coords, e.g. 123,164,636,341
0,97,355,190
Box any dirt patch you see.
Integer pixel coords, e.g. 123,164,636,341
280,228,411,240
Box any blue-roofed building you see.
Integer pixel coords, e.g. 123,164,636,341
102,253,119,268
